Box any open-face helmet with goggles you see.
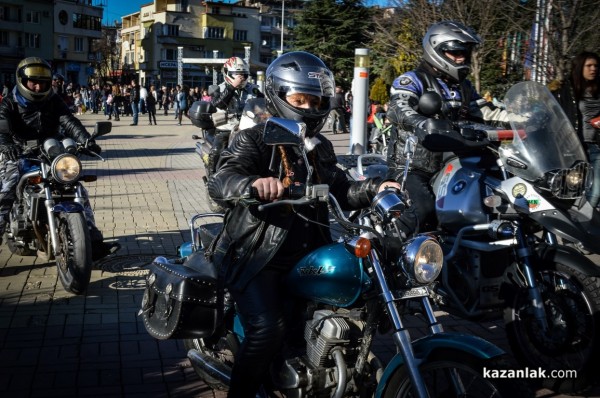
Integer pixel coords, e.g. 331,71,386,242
422,21,481,83
223,57,250,88
265,51,335,137
16,57,53,102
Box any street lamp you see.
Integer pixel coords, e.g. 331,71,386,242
280,0,285,54
350,48,370,154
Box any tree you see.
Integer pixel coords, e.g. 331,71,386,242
370,77,389,104
291,0,374,88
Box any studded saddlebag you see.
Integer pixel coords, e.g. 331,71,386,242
140,251,219,340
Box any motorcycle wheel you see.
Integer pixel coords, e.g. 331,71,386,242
381,351,530,398
184,332,238,391
504,263,600,394
55,212,93,295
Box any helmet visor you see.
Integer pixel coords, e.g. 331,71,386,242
271,66,334,113
23,65,52,81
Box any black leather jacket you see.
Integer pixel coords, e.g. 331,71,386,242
207,124,382,291
386,66,507,177
0,89,91,147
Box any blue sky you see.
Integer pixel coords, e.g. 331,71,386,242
102,0,391,25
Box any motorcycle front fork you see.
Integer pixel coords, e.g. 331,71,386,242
514,221,549,331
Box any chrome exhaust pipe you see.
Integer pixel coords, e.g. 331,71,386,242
187,349,231,384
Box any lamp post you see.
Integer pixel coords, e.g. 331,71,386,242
213,50,219,85
177,46,183,86
280,0,285,54
350,48,370,154
244,45,251,65
256,70,265,93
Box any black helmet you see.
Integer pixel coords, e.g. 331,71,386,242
422,21,481,83
52,73,65,82
265,51,335,137
16,57,53,102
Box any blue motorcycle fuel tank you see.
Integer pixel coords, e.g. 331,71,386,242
284,242,370,307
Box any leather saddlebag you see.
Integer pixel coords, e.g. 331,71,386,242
140,251,219,340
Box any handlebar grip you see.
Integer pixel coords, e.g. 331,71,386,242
484,129,526,141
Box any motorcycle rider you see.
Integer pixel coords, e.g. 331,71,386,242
206,56,263,174
0,57,115,258
206,51,401,398
386,20,509,237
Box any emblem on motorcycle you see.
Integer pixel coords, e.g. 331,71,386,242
511,183,527,198
452,180,466,193
399,77,412,86
298,265,334,276
526,195,541,210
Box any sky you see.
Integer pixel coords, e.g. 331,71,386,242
102,0,391,25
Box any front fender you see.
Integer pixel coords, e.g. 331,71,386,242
52,202,84,213
375,332,504,397
535,243,600,277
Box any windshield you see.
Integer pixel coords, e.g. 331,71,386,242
499,81,587,182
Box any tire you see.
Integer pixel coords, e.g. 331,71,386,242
184,332,238,391
504,263,600,394
55,212,93,295
381,351,532,398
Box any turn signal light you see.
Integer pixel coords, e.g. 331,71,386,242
354,237,371,258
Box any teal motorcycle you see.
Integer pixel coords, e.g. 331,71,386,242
139,118,531,398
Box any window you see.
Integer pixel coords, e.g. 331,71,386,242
165,48,178,60
163,24,179,36
74,37,84,52
59,36,68,51
26,33,40,48
73,13,102,31
0,31,8,46
0,6,8,21
204,27,224,39
234,30,247,41
26,11,40,24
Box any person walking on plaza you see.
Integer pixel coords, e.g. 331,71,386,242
176,85,188,125
161,86,170,115
329,85,349,134
551,51,600,208
130,79,140,126
146,84,157,125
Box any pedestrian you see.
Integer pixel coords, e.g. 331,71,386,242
176,84,188,125
386,20,510,237
111,84,121,121
201,88,211,102
139,84,148,114
172,86,180,120
146,84,157,125
73,91,83,115
161,86,169,115
551,51,600,208
130,79,140,126
206,51,401,397
329,86,349,134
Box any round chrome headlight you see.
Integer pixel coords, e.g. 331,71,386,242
401,235,444,284
51,154,82,183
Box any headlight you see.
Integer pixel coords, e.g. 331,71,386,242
401,235,444,284
548,162,590,199
51,154,82,183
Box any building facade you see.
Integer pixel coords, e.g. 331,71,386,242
121,0,266,90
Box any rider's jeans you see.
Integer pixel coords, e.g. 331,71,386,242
587,143,600,207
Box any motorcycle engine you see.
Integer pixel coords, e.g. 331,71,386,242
272,309,366,396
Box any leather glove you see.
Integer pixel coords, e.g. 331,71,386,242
87,141,102,155
0,144,22,162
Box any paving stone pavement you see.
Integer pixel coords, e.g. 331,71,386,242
0,111,598,398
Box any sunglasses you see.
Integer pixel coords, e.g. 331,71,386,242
230,72,249,79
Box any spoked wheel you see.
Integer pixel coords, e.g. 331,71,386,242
184,332,238,391
504,263,600,393
382,351,530,398
55,212,93,295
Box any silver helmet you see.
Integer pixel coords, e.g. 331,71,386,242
265,51,335,137
422,21,481,83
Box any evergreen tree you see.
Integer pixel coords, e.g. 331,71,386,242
292,0,373,88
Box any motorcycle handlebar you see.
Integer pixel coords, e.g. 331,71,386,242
483,129,527,141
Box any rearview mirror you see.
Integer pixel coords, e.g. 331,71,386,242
263,117,306,146
92,121,112,138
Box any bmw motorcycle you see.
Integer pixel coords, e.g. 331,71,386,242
5,121,111,295
139,117,530,398
419,81,600,393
